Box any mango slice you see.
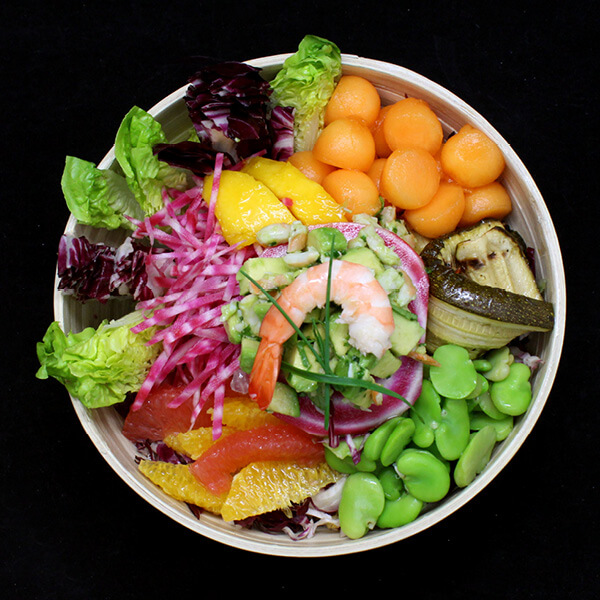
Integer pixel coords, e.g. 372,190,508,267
203,170,295,247
241,157,348,225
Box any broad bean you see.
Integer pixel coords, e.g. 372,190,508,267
380,418,416,466
395,448,451,503
339,472,385,539
377,492,423,529
483,346,514,382
378,466,403,501
430,344,478,399
454,425,497,488
470,412,514,442
490,362,532,416
435,398,470,461
410,379,442,448
362,416,403,462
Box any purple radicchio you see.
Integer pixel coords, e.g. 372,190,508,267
57,234,155,303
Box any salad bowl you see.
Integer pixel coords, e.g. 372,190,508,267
54,53,566,556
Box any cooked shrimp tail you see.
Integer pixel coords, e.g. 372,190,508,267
248,340,283,410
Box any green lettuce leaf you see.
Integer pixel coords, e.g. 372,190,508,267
269,34,342,152
61,156,144,230
114,106,189,215
36,311,160,409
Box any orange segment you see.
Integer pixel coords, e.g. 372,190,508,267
138,460,225,514
221,461,341,522
220,397,282,430
164,426,236,460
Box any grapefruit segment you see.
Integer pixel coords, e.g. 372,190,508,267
189,424,324,495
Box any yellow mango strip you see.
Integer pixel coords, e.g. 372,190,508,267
203,170,295,247
241,157,348,225
138,460,225,515
221,460,341,522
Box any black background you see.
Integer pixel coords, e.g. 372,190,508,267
2,1,598,598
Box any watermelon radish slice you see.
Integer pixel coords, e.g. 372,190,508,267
260,222,429,436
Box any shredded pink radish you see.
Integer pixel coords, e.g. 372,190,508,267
128,153,256,439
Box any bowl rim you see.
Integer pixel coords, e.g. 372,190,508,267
55,53,567,557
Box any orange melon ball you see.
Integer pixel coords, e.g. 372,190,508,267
404,182,466,238
459,181,513,227
380,146,440,210
371,104,393,158
313,118,376,172
383,97,444,156
367,158,387,191
324,75,381,127
440,124,505,188
322,169,382,217
287,150,336,184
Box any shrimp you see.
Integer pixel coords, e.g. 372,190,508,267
248,259,395,409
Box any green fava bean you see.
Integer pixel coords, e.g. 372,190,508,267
378,466,404,501
454,425,497,488
470,412,514,442
339,472,385,539
490,362,532,416
483,346,514,382
362,417,403,462
395,449,451,503
410,379,442,448
380,418,416,466
324,447,357,474
472,358,492,372
430,345,478,399
376,492,423,529
435,398,470,461
465,373,490,399
475,389,507,420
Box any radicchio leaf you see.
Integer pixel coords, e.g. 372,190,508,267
57,235,154,303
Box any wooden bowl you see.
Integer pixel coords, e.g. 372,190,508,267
54,54,566,556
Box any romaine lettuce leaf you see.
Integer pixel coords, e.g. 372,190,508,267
115,106,189,215
61,156,144,230
269,34,342,152
36,311,160,408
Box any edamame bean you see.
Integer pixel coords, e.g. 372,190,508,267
380,418,416,466
395,448,451,503
256,223,292,247
376,492,423,529
483,346,514,382
435,398,470,461
410,379,442,448
338,472,385,539
378,466,404,501
430,344,478,399
454,425,497,488
362,416,403,462
470,412,514,442
490,362,532,416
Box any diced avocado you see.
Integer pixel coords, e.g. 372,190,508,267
239,337,260,373
237,257,296,295
370,350,402,379
378,267,416,311
306,227,348,257
329,313,350,357
221,301,244,344
239,295,262,336
390,311,425,357
253,299,271,320
362,224,400,266
333,353,374,406
266,382,300,417
341,246,385,277
284,341,322,393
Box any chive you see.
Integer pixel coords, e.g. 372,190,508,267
238,269,326,370
281,362,413,409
